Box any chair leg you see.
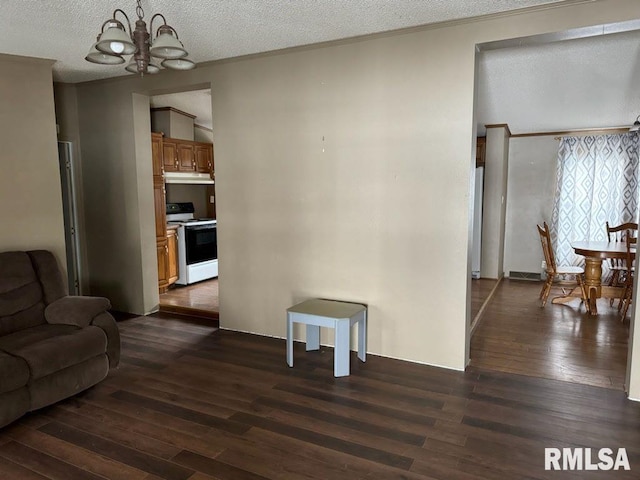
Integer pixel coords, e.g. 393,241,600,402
541,277,553,307
577,274,589,313
621,287,632,321
618,281,629,312
609,270,619,306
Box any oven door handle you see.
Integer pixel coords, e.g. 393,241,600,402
185,224,217,231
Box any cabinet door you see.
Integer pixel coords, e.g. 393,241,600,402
177,142,195,171
163,141,178,172
195,144,213,174
157,238,169,292
167,229,179,285
153,178,166,238
151,133,164,176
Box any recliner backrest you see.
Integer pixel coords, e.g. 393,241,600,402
0,250,65,336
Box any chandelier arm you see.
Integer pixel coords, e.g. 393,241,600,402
112,9,133,36
100,8,133,36
167,25,182,39
150,13,168,38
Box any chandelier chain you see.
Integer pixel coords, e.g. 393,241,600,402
136,0,144,20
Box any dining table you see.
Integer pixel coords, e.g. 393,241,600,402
564,241,633,315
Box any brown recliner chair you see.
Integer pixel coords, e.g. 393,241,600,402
0,250,120,428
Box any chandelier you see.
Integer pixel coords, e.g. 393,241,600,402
85,0,195,75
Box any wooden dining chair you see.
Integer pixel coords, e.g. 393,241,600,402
605,221,638,306
537,222,587,308
620,231,636,321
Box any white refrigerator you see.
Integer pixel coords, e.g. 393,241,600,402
471,166,484,279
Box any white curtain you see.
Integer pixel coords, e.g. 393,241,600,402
550,133,640,267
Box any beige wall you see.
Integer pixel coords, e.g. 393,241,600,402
166,184,209,218
0,54,66,280
629,280,640,399
74,82,155,313
151,109,195,141
132,93,158,313
54,82,90,293
504,136,559,277
481,126,510,279
210,28,476,369
194,125,214,143
70,1,640,382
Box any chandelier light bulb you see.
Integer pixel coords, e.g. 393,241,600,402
110,41,125,54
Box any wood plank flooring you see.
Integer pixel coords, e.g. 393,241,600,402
471,279,630,390
470,278,499,328
1,313,639,479
160,279,219,319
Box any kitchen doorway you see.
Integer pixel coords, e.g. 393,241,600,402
149,88,219,320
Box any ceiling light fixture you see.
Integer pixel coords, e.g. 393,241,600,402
85,0,195,75
629,115,640,133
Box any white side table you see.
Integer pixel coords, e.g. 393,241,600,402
286,299,367,377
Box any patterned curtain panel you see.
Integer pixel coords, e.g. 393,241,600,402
550,133,640,268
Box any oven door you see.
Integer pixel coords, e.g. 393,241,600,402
184,224,217,265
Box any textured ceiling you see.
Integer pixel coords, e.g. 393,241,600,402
0,0,569,83
477,29,640,134
1,1,637,135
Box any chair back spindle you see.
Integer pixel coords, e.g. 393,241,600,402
606,221,638,242
537,222,556,274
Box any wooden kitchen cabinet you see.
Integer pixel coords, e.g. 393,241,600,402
151,132,163,176
157,227,179,294
151,132,170,293
162,140,178,172
177,142,195,171
153,177,167,239
167,226,179,286
159,135,213,174
195,143,214,176
157,239,169,293
152,133,167,239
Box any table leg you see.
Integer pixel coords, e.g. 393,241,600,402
334,319,350,377
357,311,367,363
306,324,320,351
583,256,602,316
286,313,293,367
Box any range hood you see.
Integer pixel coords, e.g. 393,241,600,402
164,172,214,185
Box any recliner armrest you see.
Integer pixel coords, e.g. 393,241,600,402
45,296,111,327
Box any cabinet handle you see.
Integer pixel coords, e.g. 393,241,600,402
165,245,168,255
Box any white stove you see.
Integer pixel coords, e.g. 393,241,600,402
166,203,218,285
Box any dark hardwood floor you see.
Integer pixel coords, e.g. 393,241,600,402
471,279,630,390
1,313,639,479
470,278,499,328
